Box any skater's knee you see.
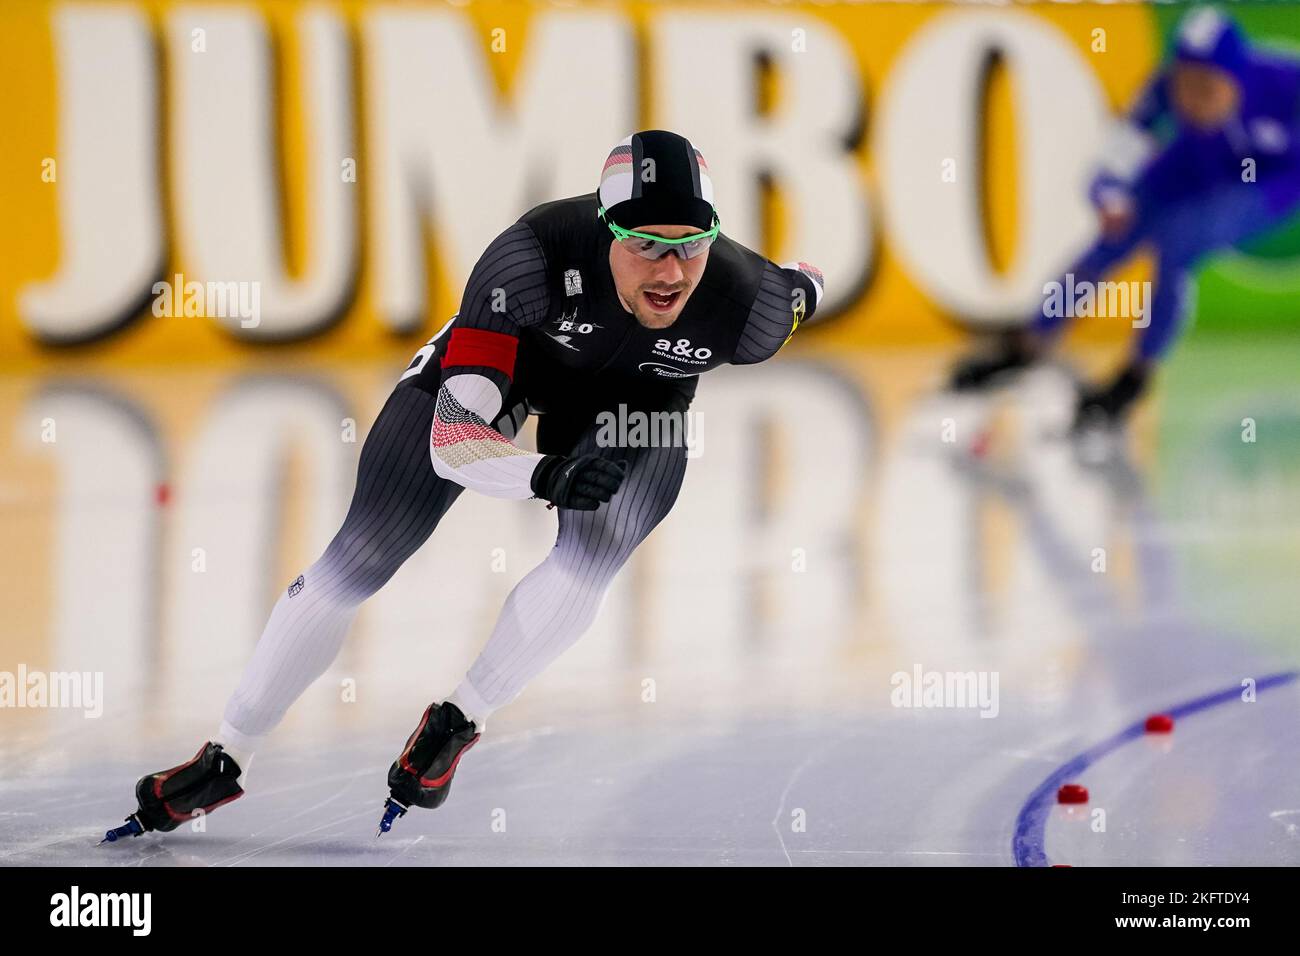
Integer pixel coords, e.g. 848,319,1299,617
561,523,645,580
552,554,618,597
318,530,411,601
563,481,676,564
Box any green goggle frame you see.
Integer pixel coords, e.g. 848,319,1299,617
598,205,721,260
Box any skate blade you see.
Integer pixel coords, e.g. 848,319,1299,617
376,797,408,837
100,815,145,844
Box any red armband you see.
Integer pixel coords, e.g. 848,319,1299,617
441,327,519,378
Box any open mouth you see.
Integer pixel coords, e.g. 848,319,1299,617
642,289,682,312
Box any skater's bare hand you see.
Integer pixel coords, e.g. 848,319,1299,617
531,454,627,511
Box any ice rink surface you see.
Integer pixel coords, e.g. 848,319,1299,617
2,340,1298,866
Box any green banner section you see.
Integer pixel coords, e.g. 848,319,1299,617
1159,333,1300,650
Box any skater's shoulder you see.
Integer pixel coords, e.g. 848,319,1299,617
517,194,605,256
694,233,769,314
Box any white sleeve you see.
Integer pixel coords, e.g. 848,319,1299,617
430,373,544,499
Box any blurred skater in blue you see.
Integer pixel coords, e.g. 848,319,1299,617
951,8,1300,429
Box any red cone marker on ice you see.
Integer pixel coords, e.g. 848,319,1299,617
1057,783,1088,804
1144,714,1174,733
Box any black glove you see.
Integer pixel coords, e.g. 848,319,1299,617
530,454,627,511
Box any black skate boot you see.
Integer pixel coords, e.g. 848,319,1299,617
376,701,480,836
1072,362,1150,433
101,742,244,843
949,333,1035,392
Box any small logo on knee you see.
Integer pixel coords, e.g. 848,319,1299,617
287,574,305,598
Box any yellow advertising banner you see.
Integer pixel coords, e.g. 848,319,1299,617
0,0,1158,369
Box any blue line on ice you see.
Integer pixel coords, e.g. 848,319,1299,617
1012,670,1299,867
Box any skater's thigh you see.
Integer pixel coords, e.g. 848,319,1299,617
348,385,448,511
551,395,692,564
324,385,463,578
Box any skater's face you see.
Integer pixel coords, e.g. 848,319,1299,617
609,224,710,329
1171,62,1241,131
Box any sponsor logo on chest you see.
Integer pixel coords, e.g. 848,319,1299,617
545,305,601,351
543,269,601,350
652,337,712,364
638,337,715,378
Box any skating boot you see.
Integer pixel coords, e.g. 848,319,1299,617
101,742,244,843
377,701,480,836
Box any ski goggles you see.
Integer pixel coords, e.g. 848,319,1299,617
598,206,720,261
